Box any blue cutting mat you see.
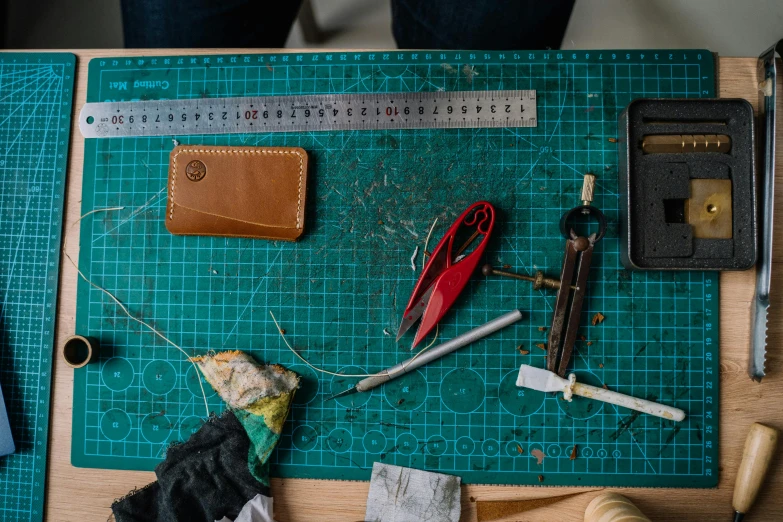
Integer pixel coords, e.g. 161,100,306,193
0,53,75,521
73,50,719,488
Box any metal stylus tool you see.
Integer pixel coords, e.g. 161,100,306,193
327,309,524,401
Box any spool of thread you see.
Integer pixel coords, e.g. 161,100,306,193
584,492,651,522
62,335,99,368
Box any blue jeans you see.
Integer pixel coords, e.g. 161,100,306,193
121,0,575,49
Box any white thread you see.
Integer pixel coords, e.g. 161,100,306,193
423,217,439,256
63,207,211,418
269,312,439,377
65,206,440,406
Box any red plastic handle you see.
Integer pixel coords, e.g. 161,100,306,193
405,201,496,348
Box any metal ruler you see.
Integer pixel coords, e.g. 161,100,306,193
79,90,537,138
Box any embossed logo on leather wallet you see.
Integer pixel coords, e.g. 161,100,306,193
166,145,308,241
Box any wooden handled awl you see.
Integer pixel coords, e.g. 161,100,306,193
732,423,779,521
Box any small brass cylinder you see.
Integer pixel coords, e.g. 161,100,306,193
642,134,731,154
581,174,596,206
63,335,100,368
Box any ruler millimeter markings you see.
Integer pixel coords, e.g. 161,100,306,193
79,90,537,138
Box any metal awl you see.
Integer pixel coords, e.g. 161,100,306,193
327,309,524,401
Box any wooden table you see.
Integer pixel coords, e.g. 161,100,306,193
43,50,783,521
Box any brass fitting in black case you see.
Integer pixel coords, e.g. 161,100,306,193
618,98,756,270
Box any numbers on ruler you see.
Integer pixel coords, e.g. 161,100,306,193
102,106,521,123
90,93,535,135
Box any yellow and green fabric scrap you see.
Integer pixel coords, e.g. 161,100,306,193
112,350,298,522
192,350,299,486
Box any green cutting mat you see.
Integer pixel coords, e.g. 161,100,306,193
0,53,75,520
73,50,719,488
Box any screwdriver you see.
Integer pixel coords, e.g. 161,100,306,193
732,422,779,521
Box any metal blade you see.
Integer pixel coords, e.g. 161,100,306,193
325,385,358,402
749,298,769,381
395,285,434,341
752,40,781,381
515,364,568,393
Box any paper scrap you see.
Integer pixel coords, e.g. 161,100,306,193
365,462,461,522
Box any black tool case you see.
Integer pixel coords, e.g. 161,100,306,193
618,98,756,270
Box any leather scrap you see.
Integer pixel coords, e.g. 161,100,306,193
476,491,593,522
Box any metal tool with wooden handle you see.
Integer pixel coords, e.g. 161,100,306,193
732,423,779,521
516,365,686,422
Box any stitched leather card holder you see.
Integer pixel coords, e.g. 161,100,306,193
166,145,308,241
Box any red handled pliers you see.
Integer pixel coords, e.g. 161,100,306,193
396,201,496,349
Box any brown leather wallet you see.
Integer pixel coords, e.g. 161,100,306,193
166,145,308,241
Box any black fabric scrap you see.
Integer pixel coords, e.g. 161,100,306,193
112,410,269,522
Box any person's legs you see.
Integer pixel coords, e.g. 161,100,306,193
391,0,576,50
121,0,303,48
